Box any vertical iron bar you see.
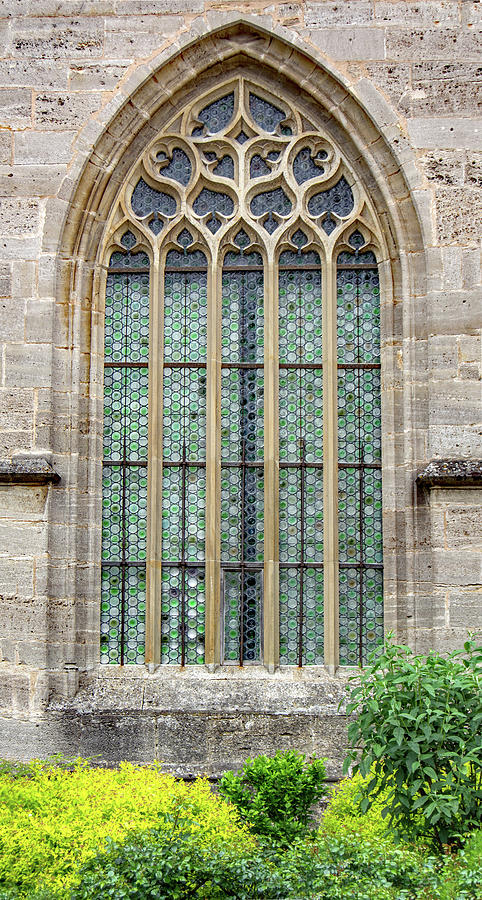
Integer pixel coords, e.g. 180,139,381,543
180,274,188,666
356,270,364,665
120,275,129,666
240,436,246,666
181,441,187,667
297,271,304,668
298,438,306,668
239,270,246,666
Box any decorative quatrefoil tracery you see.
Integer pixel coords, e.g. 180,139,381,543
112,77,378,254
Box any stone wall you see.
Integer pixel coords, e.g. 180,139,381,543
0,0,480,771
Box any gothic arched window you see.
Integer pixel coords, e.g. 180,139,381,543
100,77,383,669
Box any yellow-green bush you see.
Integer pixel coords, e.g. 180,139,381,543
0,759,254,898
321,772,395,846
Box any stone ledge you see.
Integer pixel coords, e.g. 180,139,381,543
0,457,60,485
416,459,482,488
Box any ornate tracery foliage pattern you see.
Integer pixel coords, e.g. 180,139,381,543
101,76,384,668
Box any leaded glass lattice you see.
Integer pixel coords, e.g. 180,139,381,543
279,248,324,665
337,250,383,665
221,249,264,663
161,246,207,664
101,247,150,664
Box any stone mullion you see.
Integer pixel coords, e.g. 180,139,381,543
146,251,162,665
205,258,221,667
322,255,339,673
263,255,280,671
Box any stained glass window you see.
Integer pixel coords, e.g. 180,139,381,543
337,248,383,664
161,245,207,665
279,245,324,665
101,78,384,669
221,246,264,663
101,239,149,665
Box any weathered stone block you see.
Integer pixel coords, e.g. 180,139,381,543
418,150,464,185
25,299,55,345
409,80,482,117
361,62,410,106
9,17,104,59
466,152,482,187
0,60,68,90
448,591,482,628
375,1,458,25
0,296,24,342
408,119,482,151
0,198,40,235
0,132,11,165
306,26,385,60
305,2,373,27
4,343,52,390
68,63,129,91
428,425,482,458
0,166,67,198
436,188,482,246
0,262,11,296
444,505,482,551
14,131,75,165
386,28,481,60
0,89,32,128
34,92,103,129
0,484,48,522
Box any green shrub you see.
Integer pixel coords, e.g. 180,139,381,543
343,636,482,848
69,823,285,900
218,750,327,844
0,759,253,898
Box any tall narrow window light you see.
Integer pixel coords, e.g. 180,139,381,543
337,236,383,664
100,75,384,668
221,239,264,663
101,234,149,664
278,238,324,665
161,240,207,664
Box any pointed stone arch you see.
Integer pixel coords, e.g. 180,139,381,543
50,21,428,675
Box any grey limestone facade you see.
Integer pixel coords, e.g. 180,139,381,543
0,0,480,778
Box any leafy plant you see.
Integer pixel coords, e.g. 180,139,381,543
342,636,482,848
69,821,285,900
218,750,327,844
0,759,252,898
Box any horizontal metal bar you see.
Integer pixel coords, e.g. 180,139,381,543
221,461,264,468
103,459,147,467
107,264,376,275
102,560,146,567
337,264,377,271
279,561,324,568
338,461,382,469
337,362,381,369
164,267,207,273
339,562,384,569
220,563,264,571
221,362,264,369
108,267,150,274
162,461,206,468
104,361,149,368
279,363,323,370
163,361,206,368
160,561,206,568
279,462,324,468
